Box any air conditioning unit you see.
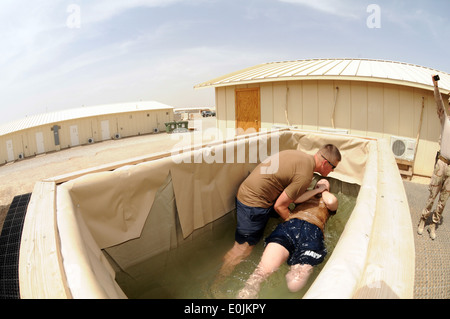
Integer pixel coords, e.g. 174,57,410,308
390,136,417,161
88,137,95,144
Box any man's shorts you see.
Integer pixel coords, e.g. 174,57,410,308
265,218,327,266
235,198,277,246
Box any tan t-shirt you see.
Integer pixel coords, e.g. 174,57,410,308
237,150,315,208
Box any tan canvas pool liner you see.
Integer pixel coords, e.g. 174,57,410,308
18,129,414,299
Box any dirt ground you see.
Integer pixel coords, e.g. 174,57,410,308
0,118,217,233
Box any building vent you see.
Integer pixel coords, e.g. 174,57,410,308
114,133,121,139
18,153,24,160
390,136,416,161
153,128,159,133
88,137,95,144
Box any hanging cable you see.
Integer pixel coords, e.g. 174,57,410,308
331,86,339,128
285,86,291,126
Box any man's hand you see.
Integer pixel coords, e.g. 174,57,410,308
316,183,328,193
432,74,439,87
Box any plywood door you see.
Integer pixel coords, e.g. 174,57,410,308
235,88,260,134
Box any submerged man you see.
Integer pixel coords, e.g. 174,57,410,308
418,75,450,240
218,145,341,279
238,178,338,298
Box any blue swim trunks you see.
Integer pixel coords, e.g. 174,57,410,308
265,219,327,266
235,198,277,246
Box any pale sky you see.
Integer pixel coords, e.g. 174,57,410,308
1,0,449,124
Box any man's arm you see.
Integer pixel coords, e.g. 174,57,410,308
274,191,294,221
293,184,327,204
432,74,446,125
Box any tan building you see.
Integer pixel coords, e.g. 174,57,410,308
0,101,174,164
195,58,450,177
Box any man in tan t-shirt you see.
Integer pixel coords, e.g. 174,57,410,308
217,144,341,279
238,178,338,298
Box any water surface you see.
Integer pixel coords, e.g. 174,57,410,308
115,178,359,299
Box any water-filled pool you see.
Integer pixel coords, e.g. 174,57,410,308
114,177,359,299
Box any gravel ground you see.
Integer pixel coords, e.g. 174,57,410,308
0,117,217,232
403,180,450,299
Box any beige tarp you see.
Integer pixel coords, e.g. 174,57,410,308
59,156,174,249
58,131,370,251
20,128,415,299
54,130,379,298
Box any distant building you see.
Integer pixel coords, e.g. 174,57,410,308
0,101,174,164
174,107,215,120
195,58,450,177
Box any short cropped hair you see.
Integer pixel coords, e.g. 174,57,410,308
319,144,341,164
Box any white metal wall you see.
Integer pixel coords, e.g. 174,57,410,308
0,109,173,164
215,80,445,177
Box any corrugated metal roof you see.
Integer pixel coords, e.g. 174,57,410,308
194,58,450,93
0,101,173,137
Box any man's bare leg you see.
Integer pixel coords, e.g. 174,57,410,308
214,241,254,284
285,264,313,292
238,243,289,299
